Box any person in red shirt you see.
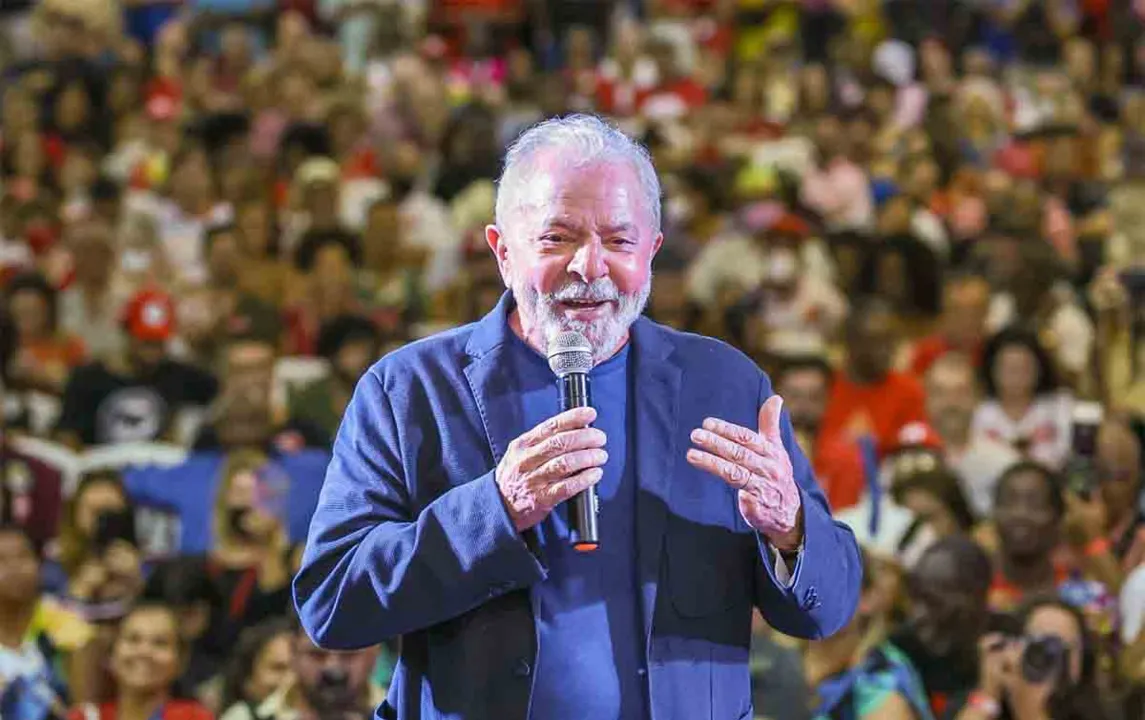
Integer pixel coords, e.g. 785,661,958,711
775,355,867,512
821,299,928,457
909,273,991,377
69,602,214,720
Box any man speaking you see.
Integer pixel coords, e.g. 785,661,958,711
293,115,862,719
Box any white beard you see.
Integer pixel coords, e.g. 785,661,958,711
512,275,651,365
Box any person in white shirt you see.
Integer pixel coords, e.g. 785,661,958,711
924,352,1020,515
971,326,1073,470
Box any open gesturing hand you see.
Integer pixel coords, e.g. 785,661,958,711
686,396,803,551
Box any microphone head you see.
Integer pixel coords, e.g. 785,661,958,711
547,331,593,377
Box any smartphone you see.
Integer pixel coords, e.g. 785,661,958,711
1066,402,1104,499
92,508,137,553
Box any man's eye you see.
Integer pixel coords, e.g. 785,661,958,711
539,235,567,244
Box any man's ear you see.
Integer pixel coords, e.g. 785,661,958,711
650,231,664,259
485,224,511,287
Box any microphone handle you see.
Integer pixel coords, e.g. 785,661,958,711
559,372,599,552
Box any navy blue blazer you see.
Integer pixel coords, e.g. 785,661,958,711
294,294,862,720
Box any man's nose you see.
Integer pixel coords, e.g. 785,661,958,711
566,239,608,283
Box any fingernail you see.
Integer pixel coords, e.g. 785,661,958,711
687,449,700,461
703,418,716,430
691,429,704,442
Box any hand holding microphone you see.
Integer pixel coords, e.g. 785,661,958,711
494,331,605,551
495,406,607,533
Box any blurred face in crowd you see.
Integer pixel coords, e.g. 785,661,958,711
221,341,275,430
221,466,278,543
2,89,38,136
14,132,46,179
814,116,845,162
74,478,128,538
246,632,293,704
1064,39,1096,89
801,64,830,115
334,340,376,386
487,157,662,363
942,277,990,350
920,39,951,86
1024,605,1084,687
0,530,39,606
69,222,115,288
846,308,897,383
1096,422,1142,526
904,158,939,205
925,357,979,444
128,338,167,376
171,149,214,210
312,244,353,298
9,287,51,340
364,199,402,266
220,24,252,69
237,201,273,258
293,633,378,715
208,228,244,287
995,467,1060,560
906,544,988,657
55,82,91,133
59,148,97,195
111,606,183,696
992,343,1040,405
777,366,830,435
304,180,340,227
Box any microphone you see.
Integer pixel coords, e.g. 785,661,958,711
547,331,600,553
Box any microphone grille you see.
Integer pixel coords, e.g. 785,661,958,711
547,331,593,377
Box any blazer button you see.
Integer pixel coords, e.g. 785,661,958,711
513,659,532,677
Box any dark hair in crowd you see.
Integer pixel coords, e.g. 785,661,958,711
891,467,978,532
218,616,295,714
3,271,59,333
774,354,835,387
980,325,1059,399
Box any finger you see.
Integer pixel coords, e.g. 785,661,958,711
758,395,784,443
532,448,609,481
700,417,766,454
689,428,781,478
542,467,604,505
516,407,597,448
686,448,757,490
520,428,608,471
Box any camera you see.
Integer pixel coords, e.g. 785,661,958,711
1022,634,1069,685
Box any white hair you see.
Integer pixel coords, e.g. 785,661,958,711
494,114,662,233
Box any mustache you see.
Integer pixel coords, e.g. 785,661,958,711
544,280,621,303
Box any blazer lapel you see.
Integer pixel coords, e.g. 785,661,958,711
462,292,522,465
630,318,682,647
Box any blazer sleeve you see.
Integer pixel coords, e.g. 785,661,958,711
292,370,547,649
750,375,862,640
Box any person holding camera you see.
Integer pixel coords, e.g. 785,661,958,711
959,598,1106,720
55,472,145,623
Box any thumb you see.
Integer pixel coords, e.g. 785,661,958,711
759,395,784,442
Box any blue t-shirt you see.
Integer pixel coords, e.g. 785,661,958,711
504,331,647,720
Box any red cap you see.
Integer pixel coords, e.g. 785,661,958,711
894,422,944,453
123,289,175,342
771,213,811,239
145,80,183,122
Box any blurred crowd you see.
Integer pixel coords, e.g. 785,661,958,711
2,0,1145,719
